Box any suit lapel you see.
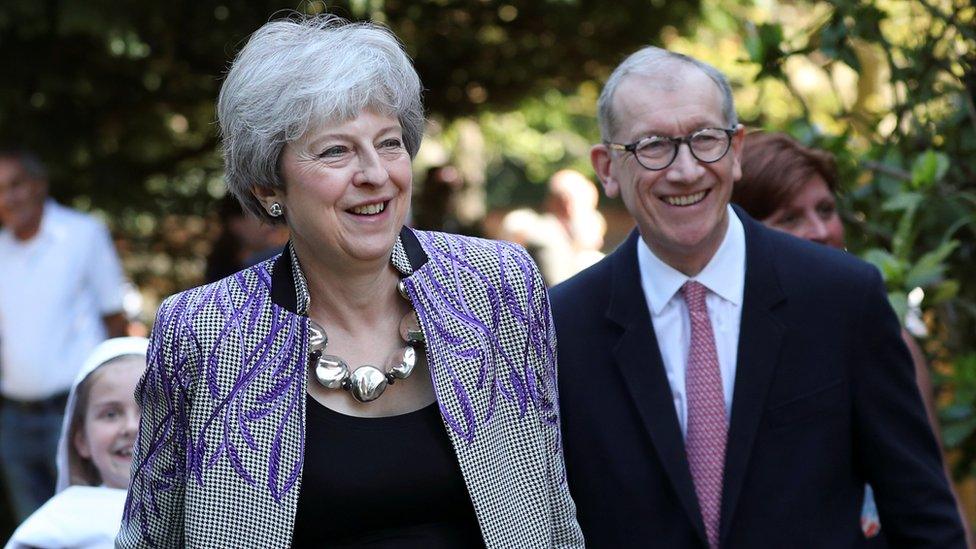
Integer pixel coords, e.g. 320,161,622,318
606,231,708,544
720,210,787,542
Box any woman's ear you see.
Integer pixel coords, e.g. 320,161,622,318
251,185,283,214
74,429,92,460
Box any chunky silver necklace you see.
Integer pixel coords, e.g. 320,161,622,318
307,280,424,403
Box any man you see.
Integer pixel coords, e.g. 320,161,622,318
550,48,966,547
0,150,127,520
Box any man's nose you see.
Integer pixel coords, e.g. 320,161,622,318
665,143,705,184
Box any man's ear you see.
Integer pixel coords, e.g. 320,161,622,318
591,144,619,198
730,124,745,183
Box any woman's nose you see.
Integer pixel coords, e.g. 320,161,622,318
353,150,389,186
803,215,830,244
124,410,141,434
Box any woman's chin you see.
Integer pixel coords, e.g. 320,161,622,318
341,232,400,264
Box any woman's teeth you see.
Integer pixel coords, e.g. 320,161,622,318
351,202,386,215
663,190,707,206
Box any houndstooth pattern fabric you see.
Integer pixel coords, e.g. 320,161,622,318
117,229,583,548
682,281,727,549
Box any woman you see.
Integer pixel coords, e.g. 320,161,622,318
7,337,147,549
733,130,966,546
118,15,583,548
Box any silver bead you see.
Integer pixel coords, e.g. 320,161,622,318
397,279,409,300
314,354,349,389
308,320,328,353
398,311,424,345
348,366,388,402
389,346,416,380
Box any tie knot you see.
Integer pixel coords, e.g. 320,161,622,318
681,280,709,313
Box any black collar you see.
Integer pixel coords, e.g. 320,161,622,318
269,226,429,314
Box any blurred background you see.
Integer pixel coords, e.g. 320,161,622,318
0,0,973,537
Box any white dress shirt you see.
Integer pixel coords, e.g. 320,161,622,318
636,205,746,438
0,201,125,400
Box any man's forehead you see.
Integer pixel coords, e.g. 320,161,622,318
613,68,725,133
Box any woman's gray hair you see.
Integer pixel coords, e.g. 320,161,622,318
597,46,738,142
217,14,425,222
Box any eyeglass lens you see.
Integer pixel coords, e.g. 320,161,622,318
635,129,730,169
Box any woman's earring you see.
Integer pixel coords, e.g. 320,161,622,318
269,202,283,217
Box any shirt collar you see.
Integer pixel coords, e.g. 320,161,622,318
38,200,66,240
637,204,746,315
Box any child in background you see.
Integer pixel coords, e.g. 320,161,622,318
5,337,148,549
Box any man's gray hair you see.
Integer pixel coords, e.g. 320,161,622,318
217,14,425,222
0,149,48,181
597,46,738,142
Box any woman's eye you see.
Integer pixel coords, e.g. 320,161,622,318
319,145,348,158
776,213,799,226
380,138,403,150
817,202,836,218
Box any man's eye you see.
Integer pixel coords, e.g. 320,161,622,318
637,139,672,156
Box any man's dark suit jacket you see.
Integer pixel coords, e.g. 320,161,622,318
550,208,965,548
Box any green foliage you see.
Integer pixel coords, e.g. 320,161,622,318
0,0,700,295
742,0,976,480
939,354,976,478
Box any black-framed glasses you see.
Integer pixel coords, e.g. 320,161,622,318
606,127,736,171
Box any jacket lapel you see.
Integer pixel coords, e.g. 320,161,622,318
606,230,708,545
719,209,787,542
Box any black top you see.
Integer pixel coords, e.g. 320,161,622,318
291,395,485,548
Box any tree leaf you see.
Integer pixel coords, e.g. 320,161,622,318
910,150,950,189
931,280,960,304
905,240,959,288
942,420,976,448
941,404,974,423
862,248,905,285
881,192,924,212
887,291,908,325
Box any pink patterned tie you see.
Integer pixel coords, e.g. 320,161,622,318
681,280,727,549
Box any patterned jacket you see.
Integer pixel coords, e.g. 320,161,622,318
117,228,584,548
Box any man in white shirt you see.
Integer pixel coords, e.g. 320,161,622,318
550,48,966,547
0,150,127,521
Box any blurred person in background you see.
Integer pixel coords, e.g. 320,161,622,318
412,164,482,236
0,150,127,522
118,15,582,548
204,195,289,283
498,169,606,286
6,337,148,549
733,129,972,546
